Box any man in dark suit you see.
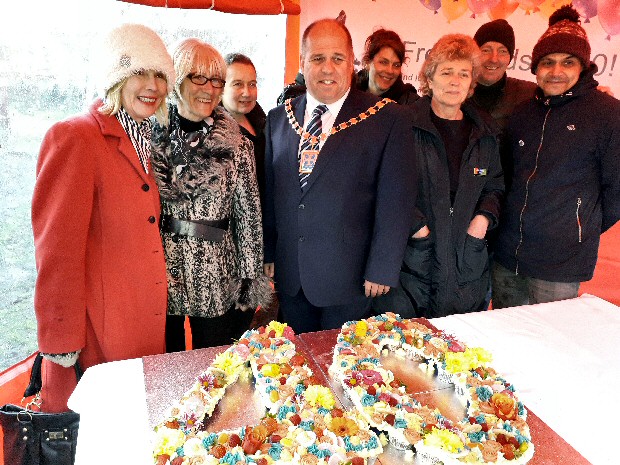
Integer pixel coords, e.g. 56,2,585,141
263,18,417,333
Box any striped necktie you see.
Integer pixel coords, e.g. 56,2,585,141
299,104,328,188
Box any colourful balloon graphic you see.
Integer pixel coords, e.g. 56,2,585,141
442,0,469,22
419,0,442,12
467,0,501,15
538,0,571,18
488,0,520,19
518,0,544,14
598,0,620,38
573,0,597,22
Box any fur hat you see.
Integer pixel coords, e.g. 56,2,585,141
474,19,516,59
98,23,175,96
531,5,590,74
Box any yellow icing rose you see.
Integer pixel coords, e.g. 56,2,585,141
153,426,186,457
212,351,245,378
304,385,336,410
423,428,465,454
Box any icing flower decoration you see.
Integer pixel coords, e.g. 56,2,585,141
213,351,245,378
444,347,492,374
197,372,217,390
345,371,363,387
153,426,186,457
328,417,360,437
261,363,281,377
359,369,383,386
355,321,368,338
304,385,336,410
267,321,288,337
423,428,465,454
491,391,518,421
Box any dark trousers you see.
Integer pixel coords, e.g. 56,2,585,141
278,287,372,334
165,307,254,352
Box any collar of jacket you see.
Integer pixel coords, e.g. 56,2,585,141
535,62,599,108
411,95,500,140
355,69,416,103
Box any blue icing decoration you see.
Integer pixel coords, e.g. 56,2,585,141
375,315,388,322
476,386,492,402
344,437,363,452
361,394,376,406
367,436,378,449
317,407,329,415
341,361,348,367
202,433,217,448
423,334,432,341
300,420,314,431
468,431,486,443
515,432,528,445
508,385,516,392
266,385,276,392
268,443,283,461
176,447,185,457
394,418,407,429
295,384,306,395
503,423,513,432
475,415,486,424
220,451,242,465
518,402,525,416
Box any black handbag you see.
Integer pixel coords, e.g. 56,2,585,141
0,353,81,465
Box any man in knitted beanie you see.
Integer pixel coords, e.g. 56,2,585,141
492,6,620,309
470,18,537,310
470,18,536,177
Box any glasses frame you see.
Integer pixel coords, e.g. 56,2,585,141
187,74,226,88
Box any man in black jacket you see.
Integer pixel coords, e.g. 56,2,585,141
492,6,620,308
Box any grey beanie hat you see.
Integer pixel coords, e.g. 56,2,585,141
98,23,175,96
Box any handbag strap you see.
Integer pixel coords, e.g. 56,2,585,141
23,353,83,399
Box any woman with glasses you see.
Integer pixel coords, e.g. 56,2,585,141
152,38,272,351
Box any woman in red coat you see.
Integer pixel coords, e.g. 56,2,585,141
31,24,174,412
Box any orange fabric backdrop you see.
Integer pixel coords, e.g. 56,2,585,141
120,0,300,14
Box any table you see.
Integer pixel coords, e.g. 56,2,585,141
68,294,619,465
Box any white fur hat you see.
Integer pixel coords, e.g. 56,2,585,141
98,23,175,96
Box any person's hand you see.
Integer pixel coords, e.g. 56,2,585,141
412,225,430,239
467,214,490,239
235,303,251,312
364,280,391,298
264,263,274,278
598,86,614,97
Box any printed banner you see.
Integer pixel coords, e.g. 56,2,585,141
300,0,619,96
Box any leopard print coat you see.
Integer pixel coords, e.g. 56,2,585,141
152,105,272,318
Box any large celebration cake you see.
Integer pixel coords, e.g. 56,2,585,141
153,315,533,464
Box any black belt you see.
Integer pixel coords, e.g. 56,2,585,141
161,215,229,242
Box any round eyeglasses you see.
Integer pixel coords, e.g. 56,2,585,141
187,74,226,88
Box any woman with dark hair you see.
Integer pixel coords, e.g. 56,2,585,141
152,39,272,351
222,53,266,199
356,28,419,105
376,34,504,318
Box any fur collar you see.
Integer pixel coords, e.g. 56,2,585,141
152,105,246,200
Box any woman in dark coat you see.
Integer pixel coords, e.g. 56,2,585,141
376,34,504,318
356,29,419,106
222,53,266,201
152,39,272,351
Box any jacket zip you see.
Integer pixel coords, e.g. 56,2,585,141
576,197,582,243
515,106,551,275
